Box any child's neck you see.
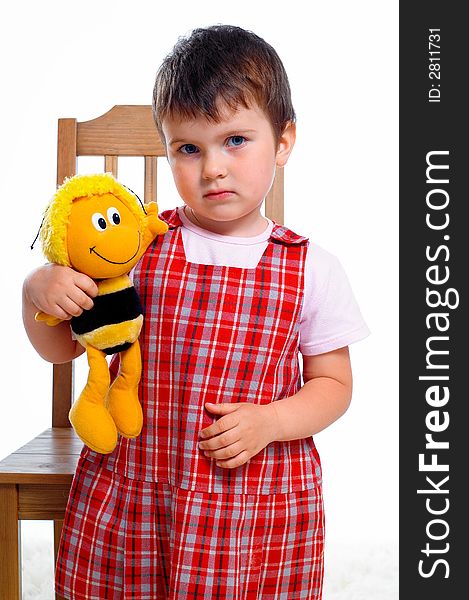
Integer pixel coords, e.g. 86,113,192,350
184,206,269,237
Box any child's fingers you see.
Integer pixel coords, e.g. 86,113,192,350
43,303,76,322
204,402,240,415
35,291,90,321
49,297,85,321
214,450,251,469
67,287,95,311
202,440,244,460
199,405,239,439
73,272,99,297
204,402,239,411
62,296,89,318
199,427,241,450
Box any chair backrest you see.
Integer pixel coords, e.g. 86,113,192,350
52,105,285,426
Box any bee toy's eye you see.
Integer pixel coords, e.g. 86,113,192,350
92,213,107,231
107,207,121,225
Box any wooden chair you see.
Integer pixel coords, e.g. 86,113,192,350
0,105,284,599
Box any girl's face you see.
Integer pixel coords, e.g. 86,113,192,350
162,102,295,236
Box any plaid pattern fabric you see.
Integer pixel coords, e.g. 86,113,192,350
56,455,324,599
57,209,326,597
82,208,322,495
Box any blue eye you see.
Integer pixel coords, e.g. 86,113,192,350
180,144,199,154
227,135,246,147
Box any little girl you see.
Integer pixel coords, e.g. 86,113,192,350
22,25,369,600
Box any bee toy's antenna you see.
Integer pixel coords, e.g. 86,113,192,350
30,216,45,250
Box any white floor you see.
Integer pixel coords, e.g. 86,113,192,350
21,521,398,599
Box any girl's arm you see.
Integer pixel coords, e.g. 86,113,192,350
270,346,352,441
22,264,98,363
199,347,352,468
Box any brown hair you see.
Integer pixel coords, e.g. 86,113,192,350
152,25,296,143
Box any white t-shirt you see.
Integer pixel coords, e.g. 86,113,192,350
177,207,369,356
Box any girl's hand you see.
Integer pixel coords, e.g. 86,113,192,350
198,402,280,469
24,263,98,321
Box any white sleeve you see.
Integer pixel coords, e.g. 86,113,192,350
299,242,370,356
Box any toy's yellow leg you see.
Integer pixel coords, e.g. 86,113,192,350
69,346,117,454
106,340,143,438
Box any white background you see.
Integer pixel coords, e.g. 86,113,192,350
0,0,398,592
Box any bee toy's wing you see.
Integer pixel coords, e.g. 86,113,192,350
35,311,63,327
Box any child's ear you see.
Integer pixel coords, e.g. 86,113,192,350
275,121,296,168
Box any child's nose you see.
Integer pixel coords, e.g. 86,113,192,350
201,150,227,180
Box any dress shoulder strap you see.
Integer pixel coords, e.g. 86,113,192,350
159,208,183,229
270,223,309,246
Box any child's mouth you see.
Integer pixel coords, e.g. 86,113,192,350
204,190,234,200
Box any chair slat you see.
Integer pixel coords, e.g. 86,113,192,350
144,156,157,203
104,155,118,177
57,118,77,185
53,117,78,427
265,167,284,224
52,362,73,428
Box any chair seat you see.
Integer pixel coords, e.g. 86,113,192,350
0,428,82,596
0,428,82,485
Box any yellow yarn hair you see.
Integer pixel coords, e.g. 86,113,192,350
40,173,147,266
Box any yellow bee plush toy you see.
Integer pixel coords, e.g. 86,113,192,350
36,173,168,454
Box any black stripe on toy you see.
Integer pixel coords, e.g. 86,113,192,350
102,341,132,356
71,287,143,335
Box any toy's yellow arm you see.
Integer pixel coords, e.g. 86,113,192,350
142,202,168,249
35,311,63,327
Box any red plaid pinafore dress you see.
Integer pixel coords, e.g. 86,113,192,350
56,208,325,600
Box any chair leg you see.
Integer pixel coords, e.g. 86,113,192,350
54,519,65,600
0,484,21,599
54,519,63,562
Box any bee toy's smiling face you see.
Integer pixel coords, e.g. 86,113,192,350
67,192,143,279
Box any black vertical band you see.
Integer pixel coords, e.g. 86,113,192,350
400,3,467,596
